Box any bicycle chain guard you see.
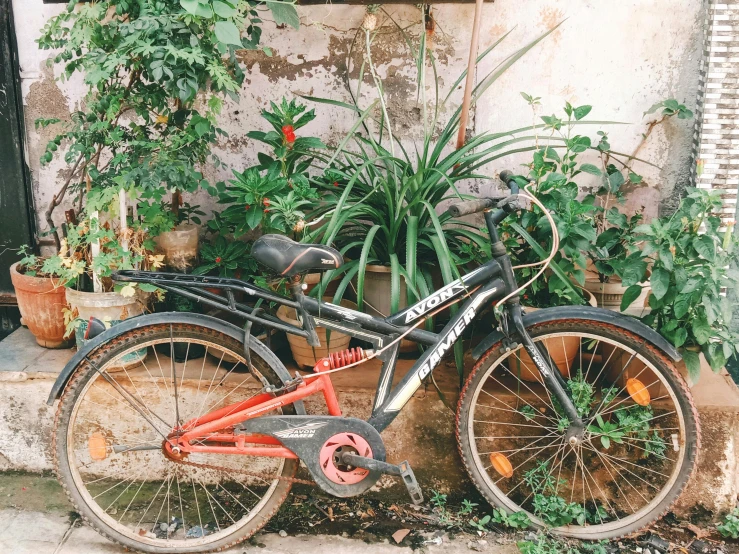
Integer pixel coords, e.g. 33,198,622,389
238,416,386,497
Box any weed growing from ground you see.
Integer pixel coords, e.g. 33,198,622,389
718,507,739,538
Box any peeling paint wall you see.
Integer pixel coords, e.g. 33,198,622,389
12,0,704,239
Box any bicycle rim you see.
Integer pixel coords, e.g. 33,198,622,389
58,328,294,552
460,323,697,539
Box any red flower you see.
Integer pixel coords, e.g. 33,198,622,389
215,256,222,263
281,124,294,135
263,208,269,213
245,204,250,210
262,198,270,207
285,131,296,144
333,181,339,187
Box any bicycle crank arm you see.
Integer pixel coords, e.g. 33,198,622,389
111,444,161,453
340,454,424,505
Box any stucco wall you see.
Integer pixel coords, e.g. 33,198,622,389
12,0,704,240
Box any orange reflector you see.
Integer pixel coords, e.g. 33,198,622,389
489,452,513,478
88,432,107,461
626,378,651,406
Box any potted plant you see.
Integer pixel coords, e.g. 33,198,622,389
9,246,70,348
140,199,205,272
498,102,609,380
636,187,739,382
302,27,570,371
216,98,339,299
584,202,650,313
580,99,694,312
36,0,298,248
41,214,162,345
217,99,324,238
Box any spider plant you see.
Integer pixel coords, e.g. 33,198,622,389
304,24,564,304
290,22,562,383
302,16,623,384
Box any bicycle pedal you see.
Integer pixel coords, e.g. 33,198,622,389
398,461,423,505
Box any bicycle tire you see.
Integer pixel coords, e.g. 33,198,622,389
54,323,300,553
456,319,700,540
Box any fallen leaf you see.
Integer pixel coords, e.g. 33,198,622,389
392,529,410,544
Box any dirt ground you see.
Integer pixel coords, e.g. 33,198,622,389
0,471,736,553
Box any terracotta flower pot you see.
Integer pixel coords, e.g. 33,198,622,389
603,347,708,401
508,290,597,382
9,262,70,348
277,297,355,368
303,272,339,297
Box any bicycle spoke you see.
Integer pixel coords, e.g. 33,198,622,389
465,326,695,536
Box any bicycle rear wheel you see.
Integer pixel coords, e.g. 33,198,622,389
457,319,699,540
54,323,299,553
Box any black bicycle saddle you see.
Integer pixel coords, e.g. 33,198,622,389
251,234,343,277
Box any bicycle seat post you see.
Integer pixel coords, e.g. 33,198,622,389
289,275,321,347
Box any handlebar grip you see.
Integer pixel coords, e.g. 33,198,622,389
499,170,517,188
448,198,496,217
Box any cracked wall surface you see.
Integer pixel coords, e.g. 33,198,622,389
12,0,704,238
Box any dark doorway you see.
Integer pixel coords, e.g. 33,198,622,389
0,0,34,298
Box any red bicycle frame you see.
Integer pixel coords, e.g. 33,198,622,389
167,365,342,459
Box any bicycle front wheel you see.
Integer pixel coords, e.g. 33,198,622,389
54,323,300,553
457,319,699,540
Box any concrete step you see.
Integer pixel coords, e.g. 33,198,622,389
0,327,737,518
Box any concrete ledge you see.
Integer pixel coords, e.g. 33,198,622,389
0,327,738,518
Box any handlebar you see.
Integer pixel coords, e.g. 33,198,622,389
448,198,496,217
447,170,525,217
498,170,520,194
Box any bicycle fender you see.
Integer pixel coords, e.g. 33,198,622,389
46,312,304,415
472,306,680,362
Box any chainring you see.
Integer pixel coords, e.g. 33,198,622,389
240,416,386,497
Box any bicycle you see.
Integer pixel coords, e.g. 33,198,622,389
47,171,699,552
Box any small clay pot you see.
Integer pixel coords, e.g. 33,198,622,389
10,262,70,348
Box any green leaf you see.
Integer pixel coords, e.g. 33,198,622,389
268,1,300,29
673,295,691,319
356,225,381,312
244,204,262,229
195,121,210,137
692,317,713,345
579,163,602,176
181,0,213,18
658,246,674,271
573,105,592,120
682,350,701,382
693,235,716,262
214,20,242,46
705,343,727,372
620,285,643,311
212,0,236,17
607,170,625,192
651,268,670,300
673,327,688,349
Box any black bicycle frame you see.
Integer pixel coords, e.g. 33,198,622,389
115,209,583,434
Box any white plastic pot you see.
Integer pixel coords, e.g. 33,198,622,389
154,223,199,271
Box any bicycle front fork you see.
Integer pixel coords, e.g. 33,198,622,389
507,304,585,433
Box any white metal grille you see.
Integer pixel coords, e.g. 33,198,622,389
693,0,739,226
